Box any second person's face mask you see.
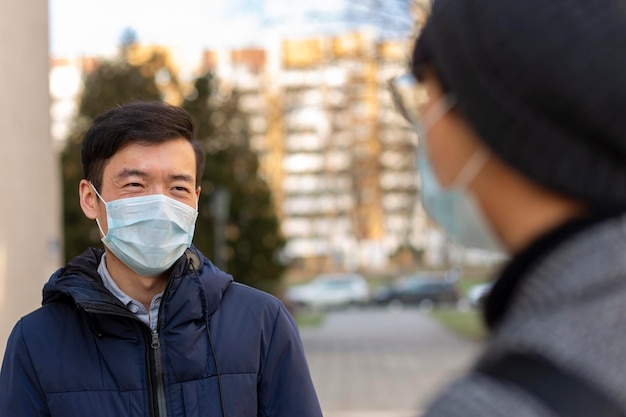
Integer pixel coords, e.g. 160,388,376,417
92,184,198,277
415,94,504,253
417,149,503,252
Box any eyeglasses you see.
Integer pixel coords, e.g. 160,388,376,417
387,73,429,129
388,72,457,134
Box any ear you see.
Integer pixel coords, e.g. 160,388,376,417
195,186,201,200
79,179,100,220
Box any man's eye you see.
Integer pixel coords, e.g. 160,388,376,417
173,186,190,193
126,183,143,188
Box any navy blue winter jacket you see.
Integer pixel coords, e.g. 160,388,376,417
0,247,322,417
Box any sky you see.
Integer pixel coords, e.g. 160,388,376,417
49,0,413,57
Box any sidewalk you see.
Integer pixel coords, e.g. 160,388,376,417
299,308,481,417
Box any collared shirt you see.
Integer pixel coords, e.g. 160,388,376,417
97,254,163,331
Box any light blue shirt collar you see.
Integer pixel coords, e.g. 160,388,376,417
97,253,163,331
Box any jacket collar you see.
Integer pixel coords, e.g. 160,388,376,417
43,246,233,318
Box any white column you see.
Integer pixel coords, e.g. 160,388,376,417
0,1,62,356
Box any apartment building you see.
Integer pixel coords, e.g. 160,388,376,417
199,31,429,271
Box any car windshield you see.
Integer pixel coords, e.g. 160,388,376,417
393,275,440,291
317,280,354,288
314,274,362,284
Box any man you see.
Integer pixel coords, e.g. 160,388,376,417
390,0,626,415
0,101,323,417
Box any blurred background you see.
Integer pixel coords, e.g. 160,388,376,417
2,1,501,415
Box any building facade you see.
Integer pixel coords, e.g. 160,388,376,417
199,31,428,271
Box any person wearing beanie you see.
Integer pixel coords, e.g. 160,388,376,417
390,0,626,415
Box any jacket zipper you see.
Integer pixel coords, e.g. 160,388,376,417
80,255,187,417
150,275,173,417
150,329,168,417
82,306,168,417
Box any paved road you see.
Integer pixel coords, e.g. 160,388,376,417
299,308,482,417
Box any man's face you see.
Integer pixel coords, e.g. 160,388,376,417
81,138,200,235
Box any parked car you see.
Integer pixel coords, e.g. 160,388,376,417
467,281,494,308
373,274,459,311
285,273,370,311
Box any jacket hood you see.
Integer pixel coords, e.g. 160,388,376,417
43,246,233,317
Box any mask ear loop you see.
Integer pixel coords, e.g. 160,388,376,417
415,93,488,191
415,94,458,163
451,149,490,190
420,95,457,132
89,182,108,238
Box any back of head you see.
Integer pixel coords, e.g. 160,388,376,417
81,101,205,190
412,0,626,210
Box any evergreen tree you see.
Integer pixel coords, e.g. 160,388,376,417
183,74,287,293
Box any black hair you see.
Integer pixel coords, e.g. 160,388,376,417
81,101,206,191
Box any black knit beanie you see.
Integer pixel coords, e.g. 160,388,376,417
412,0,626,210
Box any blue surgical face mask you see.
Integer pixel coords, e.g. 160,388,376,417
415,95,504,253
92,184,198,277
417,150,504,252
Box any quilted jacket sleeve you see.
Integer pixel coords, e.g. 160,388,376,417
257,305,323,417
0,320,49,417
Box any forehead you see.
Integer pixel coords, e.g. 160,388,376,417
102,138,196,180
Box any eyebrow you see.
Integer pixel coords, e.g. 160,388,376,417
113,169,195,184
169,174,195,184
113,168,148,181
